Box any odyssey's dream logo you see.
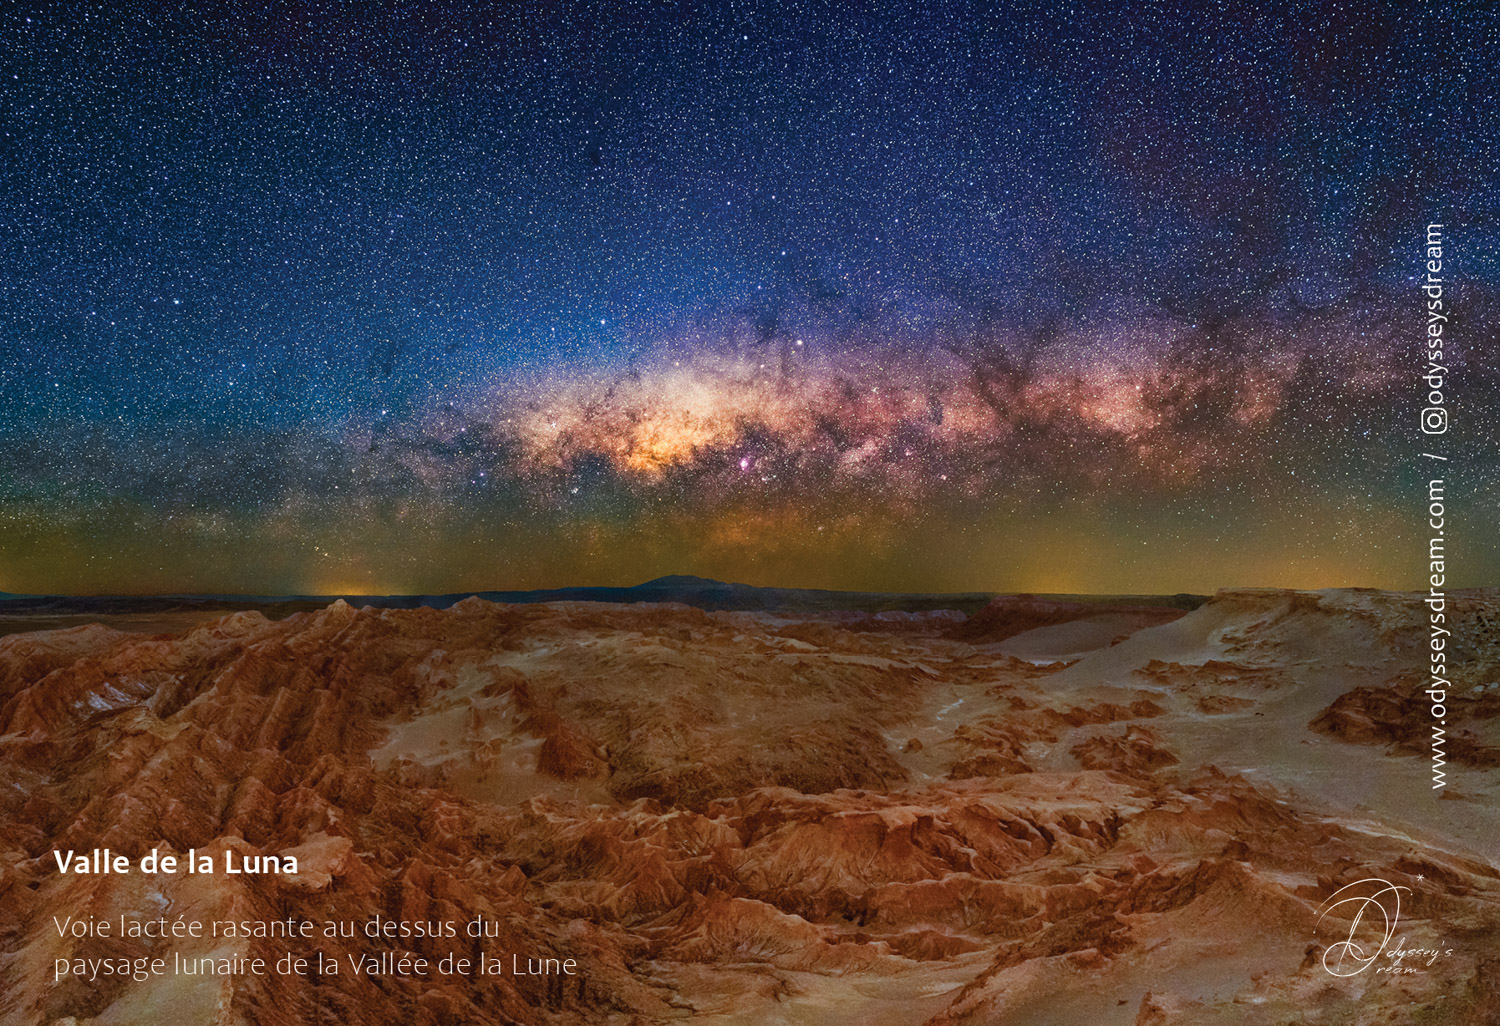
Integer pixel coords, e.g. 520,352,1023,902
1316,878,1453,977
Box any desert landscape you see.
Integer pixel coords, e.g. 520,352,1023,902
6,1,1492,1022
1,583,1497,1025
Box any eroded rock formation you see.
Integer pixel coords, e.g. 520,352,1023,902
0,588,1496,1024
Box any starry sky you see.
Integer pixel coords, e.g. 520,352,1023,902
2,1,1497,596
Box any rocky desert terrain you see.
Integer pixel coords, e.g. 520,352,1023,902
1,588,1498,1025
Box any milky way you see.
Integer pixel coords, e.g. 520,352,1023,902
1,3,1496,595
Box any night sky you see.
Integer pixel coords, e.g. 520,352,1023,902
2,2,1497,596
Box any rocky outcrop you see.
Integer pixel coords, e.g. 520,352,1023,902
1312,684,1500,767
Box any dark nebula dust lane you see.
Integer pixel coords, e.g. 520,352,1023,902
1,2,1496,595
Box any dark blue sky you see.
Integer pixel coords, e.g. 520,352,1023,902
2,1,1496,594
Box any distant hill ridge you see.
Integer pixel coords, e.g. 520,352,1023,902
0,577,1211,618
0,576,994,616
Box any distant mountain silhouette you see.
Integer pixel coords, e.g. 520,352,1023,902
634,575,725,588
0,577,1206,620
0,577,999,617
